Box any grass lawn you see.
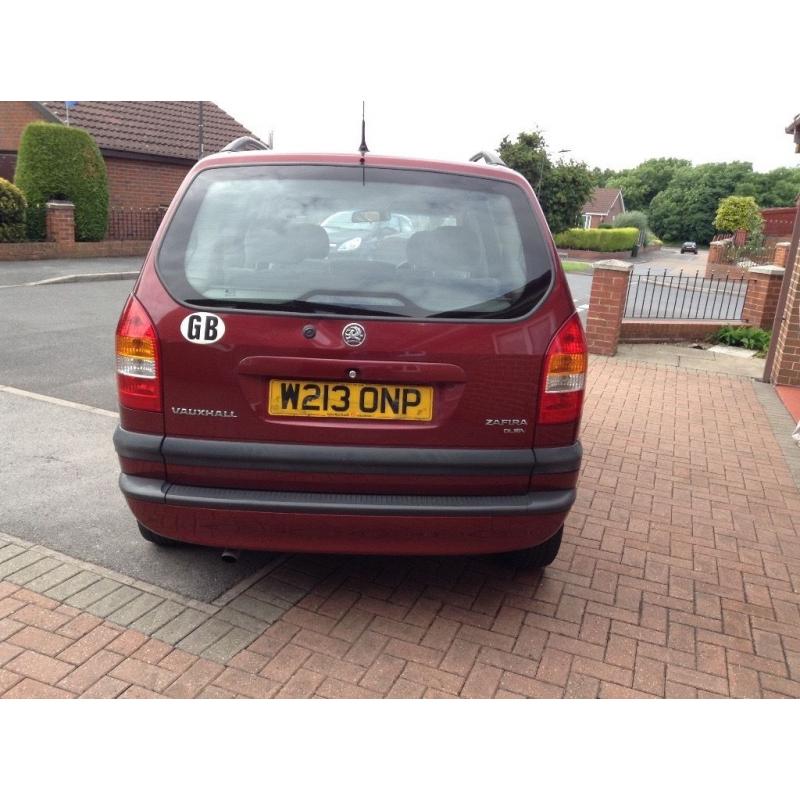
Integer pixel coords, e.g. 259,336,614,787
561,260,593,273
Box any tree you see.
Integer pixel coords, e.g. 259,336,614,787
734,167,800,208
714,196,762,235
606,158,691,210
590,167,619,187
14,122,108,241
648,162,754,244
498,131,594,234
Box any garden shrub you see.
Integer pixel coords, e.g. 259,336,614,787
0,177,27,242
14,122,108,241
711,326,770,353
553,227,639,252
613,210,648,232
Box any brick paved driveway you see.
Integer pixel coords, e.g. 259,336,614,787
2,356,800,698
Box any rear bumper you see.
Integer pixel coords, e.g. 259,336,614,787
121,475,575,516
114,427,580,554
120,476,575,555
113,427,582,476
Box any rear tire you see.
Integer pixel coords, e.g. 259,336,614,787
503,527,563,569
137,522,181,548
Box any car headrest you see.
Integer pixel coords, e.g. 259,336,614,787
406,227,480,270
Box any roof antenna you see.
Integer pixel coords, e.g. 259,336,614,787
359,101,369,159
359,101,369,185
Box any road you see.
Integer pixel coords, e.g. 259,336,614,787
0,277,278,602
566,273,591,321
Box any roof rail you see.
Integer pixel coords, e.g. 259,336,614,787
469,150,506,166
220,136,271,153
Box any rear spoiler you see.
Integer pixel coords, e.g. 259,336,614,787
469,150,506,166
220,136,272,153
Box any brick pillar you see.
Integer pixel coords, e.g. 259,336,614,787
707,241,725,265
741,266,784,330
705,241,727,278
774,242,791,268
586,259,633,356
46,201,75,243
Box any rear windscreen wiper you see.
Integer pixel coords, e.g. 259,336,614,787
184,297,406,318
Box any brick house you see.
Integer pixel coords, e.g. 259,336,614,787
764,113,800,385
0,101,258,208
580,187,625,229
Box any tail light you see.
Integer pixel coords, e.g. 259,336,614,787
116,295,161,412
537,313,587,427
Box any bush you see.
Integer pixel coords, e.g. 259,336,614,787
711,326,771,353
613,210,648,232
0,178,27,242
598,222,614,229
553,227,639,252
714,196,762,237
14,122,108,241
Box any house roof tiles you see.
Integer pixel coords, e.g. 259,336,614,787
582,187,623,215
37,101,256,162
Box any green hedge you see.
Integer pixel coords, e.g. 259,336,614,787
14,122,108,241
554,227,639,252
0,178,27,242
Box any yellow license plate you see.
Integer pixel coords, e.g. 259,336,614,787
268,380,433,421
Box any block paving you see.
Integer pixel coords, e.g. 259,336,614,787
2,356,800,698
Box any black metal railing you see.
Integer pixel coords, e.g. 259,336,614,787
624,269,750,320
24,204,47,241
106,206,167,241
720,241,777,267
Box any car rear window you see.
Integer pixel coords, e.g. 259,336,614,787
157,164,554,320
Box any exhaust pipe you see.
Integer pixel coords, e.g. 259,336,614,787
221,548,240,564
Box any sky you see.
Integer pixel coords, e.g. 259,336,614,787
6,1,799,174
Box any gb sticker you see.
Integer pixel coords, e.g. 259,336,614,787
180,312,225,344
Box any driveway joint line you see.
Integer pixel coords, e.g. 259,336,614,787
211,554,290,607
0,385,118,418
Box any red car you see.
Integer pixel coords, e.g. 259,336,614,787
113,144,586,568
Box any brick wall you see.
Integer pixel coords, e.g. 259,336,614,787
762,207,797,238
105,156,190,207
0,240,151,261
770,243,800,385
619,320,734,343
705,242,790,279
560,247,634,261
705,264,748,280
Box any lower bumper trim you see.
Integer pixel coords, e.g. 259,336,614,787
120,475,576,517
